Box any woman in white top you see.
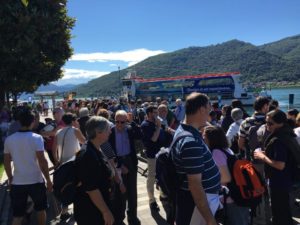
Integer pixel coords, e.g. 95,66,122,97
53,113,86,220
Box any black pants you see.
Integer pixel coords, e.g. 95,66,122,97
270,188,293,225
111,157,138,225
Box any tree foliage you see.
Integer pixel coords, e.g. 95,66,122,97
0,0,75,105
75,36,300,97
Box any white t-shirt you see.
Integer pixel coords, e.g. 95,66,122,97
56,126,80,163
4,131,45,185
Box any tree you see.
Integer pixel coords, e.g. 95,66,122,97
0,0,75,106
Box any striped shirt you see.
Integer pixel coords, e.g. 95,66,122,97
172,124,221,193
239,112,266,140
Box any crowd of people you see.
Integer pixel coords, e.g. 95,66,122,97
1,93,300,225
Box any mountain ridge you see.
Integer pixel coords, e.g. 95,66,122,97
73,34,300,97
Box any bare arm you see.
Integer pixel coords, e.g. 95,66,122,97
52,135,59,166
218,165,231,185
187,174,218,225
36,151,53,192
4,153,13,184
74,128,86,144
86,189,114,225
254,151,285,170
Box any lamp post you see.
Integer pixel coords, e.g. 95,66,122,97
118,66,121,96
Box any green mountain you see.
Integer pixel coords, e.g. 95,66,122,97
74,35,300,97
259,34,300,63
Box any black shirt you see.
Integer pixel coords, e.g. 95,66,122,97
141,120,161,158
75,141,114,210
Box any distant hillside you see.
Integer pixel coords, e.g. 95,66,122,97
260,34,300,63
74,35,300,97
37,83,76,93
20,83,77,100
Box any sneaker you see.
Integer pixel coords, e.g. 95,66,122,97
149,201,160,211
60,212,72,221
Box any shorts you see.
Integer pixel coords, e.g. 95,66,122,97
10,183,48,217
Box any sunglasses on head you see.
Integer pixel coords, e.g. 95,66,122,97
115,121,126,124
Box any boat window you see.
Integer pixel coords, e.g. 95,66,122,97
137,82,161,90
198,77,234,86
122,80,132,86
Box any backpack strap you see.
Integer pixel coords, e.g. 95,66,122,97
170,130,194,150
60,127,72,163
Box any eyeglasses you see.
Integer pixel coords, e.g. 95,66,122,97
266,121,274,126
115,121,126,124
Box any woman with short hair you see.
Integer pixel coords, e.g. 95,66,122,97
74,116,115,225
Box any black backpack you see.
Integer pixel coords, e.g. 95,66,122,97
155,131,193,198
53,150,86,205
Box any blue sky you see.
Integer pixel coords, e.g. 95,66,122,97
56,0,300,85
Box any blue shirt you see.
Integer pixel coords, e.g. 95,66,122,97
172,124,221,193
115,128,131,156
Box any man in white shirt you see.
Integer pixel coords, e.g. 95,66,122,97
4,110,52,225
226,108,244,148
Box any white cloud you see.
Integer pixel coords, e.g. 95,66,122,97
109,63,118,67
70,48,166,66
52,68,110,85
62,68,109,80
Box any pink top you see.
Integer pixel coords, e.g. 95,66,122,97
212,148,234,204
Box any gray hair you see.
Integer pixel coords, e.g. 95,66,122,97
115,110,127,118
79,107,89,118
85,116,109,140
231,108,244,122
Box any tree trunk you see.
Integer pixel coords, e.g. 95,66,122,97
0,89,5,109
13,93,18,104
5,91,10,107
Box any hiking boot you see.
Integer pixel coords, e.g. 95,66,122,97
149,201,160,211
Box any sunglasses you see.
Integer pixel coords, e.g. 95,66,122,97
115,121,126,124
266,121,274,126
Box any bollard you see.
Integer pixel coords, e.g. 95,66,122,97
288,94,294,109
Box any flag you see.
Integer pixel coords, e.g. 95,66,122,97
21,0,29,7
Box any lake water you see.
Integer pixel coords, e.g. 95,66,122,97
269,87,300,110
244,87,300,114
32,87,300,113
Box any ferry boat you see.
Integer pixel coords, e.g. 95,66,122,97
122,71,258,106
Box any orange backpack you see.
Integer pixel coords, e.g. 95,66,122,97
219,150,265,207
